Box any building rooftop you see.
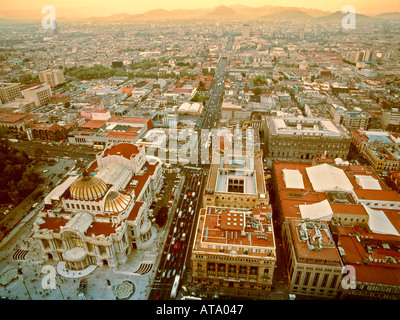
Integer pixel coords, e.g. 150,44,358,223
266,116,348,138
288,218,342,266
198,206,275,254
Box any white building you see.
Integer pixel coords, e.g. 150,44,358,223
32,142,163,270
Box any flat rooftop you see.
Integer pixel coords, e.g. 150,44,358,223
267,116,347,138
215,168,257,195
288,218,342,266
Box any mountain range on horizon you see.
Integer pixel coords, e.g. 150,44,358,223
0,4,399,23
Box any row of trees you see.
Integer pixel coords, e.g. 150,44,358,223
0,139,42,204
68,65,132,80
67,63,199,81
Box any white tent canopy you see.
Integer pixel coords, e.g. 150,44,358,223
306,163,353,193
355,175,382,190
299,200,333,221
282,169,304,189
363,205,400,236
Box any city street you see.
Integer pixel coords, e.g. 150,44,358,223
10,140,98,161
149,168,206,300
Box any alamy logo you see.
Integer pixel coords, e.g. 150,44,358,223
341,265,356,290
41,265,56,290
342,5,356,30
42,5,56,30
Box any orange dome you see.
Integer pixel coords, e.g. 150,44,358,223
70,175,108,201
104,191,131,213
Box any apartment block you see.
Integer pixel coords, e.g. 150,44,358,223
331,105,371,131
381,108,400,130
21,83,52,107
0,82,22,103
39,69,65,88
203,136,268,209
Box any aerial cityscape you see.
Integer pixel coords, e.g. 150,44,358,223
1,0,400,305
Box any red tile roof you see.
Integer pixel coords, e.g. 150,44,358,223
104,143,139,159
38,217,68,233
127,201,144,222
354,189,400,202
79,120,106,129
86,221,116,237
1,114,26,123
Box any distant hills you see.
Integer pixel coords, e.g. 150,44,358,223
314,10,373,23
0,4,399,23
259,9,313,20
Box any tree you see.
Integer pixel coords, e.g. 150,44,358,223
0,143,40,204
155,206,168,227
34,147,44,159
252,88,262,96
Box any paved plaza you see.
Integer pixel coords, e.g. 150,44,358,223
0,222,165,300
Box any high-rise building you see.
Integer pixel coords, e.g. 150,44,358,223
0,82,22,104
39,69,65,88
242,24,250,39
21,83,52,107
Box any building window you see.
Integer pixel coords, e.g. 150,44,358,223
312,273,320,287
321,274,329,287
330,274,339,289
294,271,301,285
303,272,311,286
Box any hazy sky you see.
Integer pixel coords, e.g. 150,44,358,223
1,0,400,17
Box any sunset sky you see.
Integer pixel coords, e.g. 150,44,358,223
1,0,399,17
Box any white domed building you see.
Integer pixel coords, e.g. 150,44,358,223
32,142,163,271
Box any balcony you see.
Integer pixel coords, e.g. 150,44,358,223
238,273,247,280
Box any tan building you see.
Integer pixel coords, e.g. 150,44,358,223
351,130,400,174
331,105,371,131
191,205,276,299
0,99,36,113
282,218,343,298
203,133,268,209
39,69,65,88
22,83,52,107
192,127,276,299
265,116,351,161
0,82,22,103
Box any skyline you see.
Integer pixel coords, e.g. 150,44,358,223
1,0,400,19
0,0,400,303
